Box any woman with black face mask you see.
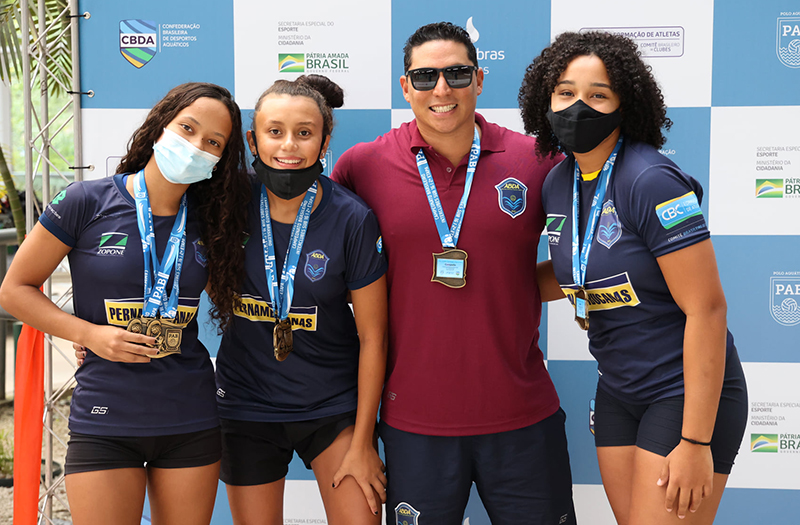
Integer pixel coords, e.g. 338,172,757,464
519,32,747,525
213,75,388,525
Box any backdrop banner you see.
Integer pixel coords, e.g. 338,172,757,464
77,1,800,523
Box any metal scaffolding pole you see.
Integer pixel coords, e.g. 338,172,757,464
17,0,82,522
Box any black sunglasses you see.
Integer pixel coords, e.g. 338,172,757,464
405,65,479,91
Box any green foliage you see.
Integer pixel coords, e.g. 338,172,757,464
0,1,22,83
0,429,12,477
0,0,72,96
0,0,74,245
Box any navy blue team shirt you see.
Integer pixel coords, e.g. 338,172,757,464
214,175,387,422
40,174,218,436
543,139,739,403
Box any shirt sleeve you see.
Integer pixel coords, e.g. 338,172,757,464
624,164,710,258
344,209,387,290
38,181,88,247
330,147,354,191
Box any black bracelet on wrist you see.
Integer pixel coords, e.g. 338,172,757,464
681,435,712,446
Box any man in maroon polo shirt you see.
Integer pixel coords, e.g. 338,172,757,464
332,22,575,525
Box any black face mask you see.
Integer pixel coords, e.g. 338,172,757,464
546,99,621,154
250,134,323,200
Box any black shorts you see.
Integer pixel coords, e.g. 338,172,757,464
219,410,357,486
379,409,576,525
593,356,748,475
64,427,222,475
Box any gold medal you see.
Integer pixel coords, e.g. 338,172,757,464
126,316,182,357
574,287,589,331
126,316,146,335
431,248,468,288
157,318,183,357
273,318,294,361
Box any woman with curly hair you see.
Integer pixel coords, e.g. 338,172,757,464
0,82,250,524
519,32,747,525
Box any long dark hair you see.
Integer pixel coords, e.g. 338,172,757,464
116,82,250,331
519,31,672,158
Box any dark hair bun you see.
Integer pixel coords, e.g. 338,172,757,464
297,74,344,109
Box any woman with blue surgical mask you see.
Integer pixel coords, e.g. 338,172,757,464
519,32,747,525
0,82,250,525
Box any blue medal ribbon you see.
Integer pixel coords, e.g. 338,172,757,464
260,181,317,322
133,170,187,319
416,126,480,248
571,137,624,289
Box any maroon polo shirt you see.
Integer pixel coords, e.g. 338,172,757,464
332,113,564,436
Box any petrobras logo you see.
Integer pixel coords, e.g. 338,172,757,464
777,16,800,68
770,274,800,326
561,272,641,312
546,214,567,246
751,434,778,453
465,17,505,74
233,295,318,331
97,232,128,257
756,178,783,198
278,53,305,72
495,177,527,218
654,191,702,230
395,502,420,525
119,20,157,69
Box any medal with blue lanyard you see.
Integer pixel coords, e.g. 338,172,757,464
260,181,317,361
127,170,187,357
571,137,623,330
417,126,480,288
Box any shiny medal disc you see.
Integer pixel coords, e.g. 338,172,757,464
126,316,179,358
158,318,183,357
126,316,145,335
574,287,589,331
431,248,468,288
144,317,164,356
273,318,294,361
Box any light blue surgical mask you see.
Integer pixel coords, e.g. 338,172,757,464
153,128,220,185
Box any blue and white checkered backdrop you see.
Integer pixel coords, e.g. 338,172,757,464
77,1,800,523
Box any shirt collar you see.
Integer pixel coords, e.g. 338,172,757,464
408,112,506,157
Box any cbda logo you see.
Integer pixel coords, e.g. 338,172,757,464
119,20,157,69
